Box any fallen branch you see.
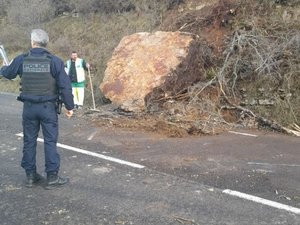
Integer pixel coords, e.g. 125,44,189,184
222,95,300,137
293,123,300,132
281,127,300,137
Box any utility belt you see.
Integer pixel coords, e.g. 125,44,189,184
17,96,62,114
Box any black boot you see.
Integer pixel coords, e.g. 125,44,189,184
45,173,69,190
25,172,42,188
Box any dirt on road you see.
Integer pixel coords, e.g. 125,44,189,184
69,107,300,209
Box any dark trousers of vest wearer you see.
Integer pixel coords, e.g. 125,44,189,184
21,101,60,174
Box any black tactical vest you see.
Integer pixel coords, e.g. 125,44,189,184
21,53,57,96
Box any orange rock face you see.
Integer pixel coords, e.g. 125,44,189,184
100,31,207,111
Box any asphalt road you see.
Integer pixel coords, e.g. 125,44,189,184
0,92,299,225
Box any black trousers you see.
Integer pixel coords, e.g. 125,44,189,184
21,101,60,174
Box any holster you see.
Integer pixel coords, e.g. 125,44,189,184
56,98,62,114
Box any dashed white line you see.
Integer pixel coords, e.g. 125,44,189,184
16,133,300,215
248,162,300,167
223,189,300,215
229,131,258,137
16,133,145,169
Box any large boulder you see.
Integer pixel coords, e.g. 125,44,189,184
100,31,210,112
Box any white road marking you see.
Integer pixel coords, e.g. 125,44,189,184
15,133,300,214
248,162,300,167
16,133,145,169
223,189,300,215
229,131,258,137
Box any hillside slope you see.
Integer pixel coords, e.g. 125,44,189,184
94,0,300,136
0,0,299,136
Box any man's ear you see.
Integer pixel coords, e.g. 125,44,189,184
31,41,36,47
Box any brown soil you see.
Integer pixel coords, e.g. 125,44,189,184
160,0,236,54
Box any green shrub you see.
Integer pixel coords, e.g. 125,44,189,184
7,0,55,26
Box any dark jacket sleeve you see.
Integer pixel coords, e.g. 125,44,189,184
82,59,89,71
0,55,23,79
51,56,74,110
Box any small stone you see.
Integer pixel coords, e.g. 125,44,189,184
258,99,275,105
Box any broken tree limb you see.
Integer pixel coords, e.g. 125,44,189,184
281,127,300,136
222,95,300,137
293,123,300,132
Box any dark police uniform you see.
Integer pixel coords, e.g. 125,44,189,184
0,48,74,175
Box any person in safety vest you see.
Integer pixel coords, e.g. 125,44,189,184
0,29,74,190
65,51,90,109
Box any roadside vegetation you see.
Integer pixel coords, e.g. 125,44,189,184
0,0,299,135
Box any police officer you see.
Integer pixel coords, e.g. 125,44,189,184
0,29,74,190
